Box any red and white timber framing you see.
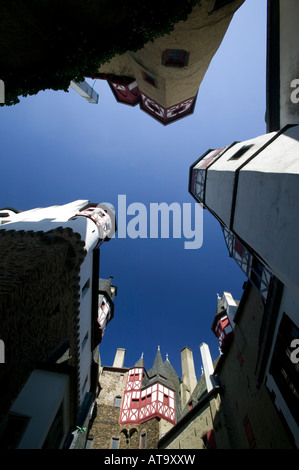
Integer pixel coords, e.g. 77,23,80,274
106,77,196,125
119,367,176,425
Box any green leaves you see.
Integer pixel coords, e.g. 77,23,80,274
1,0,201,105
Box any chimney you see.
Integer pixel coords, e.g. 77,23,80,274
113,348,126,368
99,277,117,301
200,342,216,393
180,347,197,409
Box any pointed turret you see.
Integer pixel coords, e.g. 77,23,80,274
134,353,145,369
148,346,164,378
119,347,179,426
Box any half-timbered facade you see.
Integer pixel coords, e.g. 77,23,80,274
88,347,182,449
120,367,176,426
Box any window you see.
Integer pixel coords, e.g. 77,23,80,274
114,396,121,407
237,351,244,366
234,238,244,257
50,304,60,318
140,432,146,449
0,413,30,449
162,49,189,67
85,437,93,449
202,430,217,449
146,393,151,405
111,437,119,449
250,257,264,290
129,371,140,382
243,415,256,448
120,374,124,382
81,331,88,351
42,403,64,449
228,144,254,161
82,376,88,395
82,279,90,296
132,398,139,406
142,71,157,87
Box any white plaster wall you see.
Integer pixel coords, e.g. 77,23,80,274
10,370,70,449
78,250,94,406
205,169,235,227
0,200,88,225
204,133,276,227
233,126,299,296
222,291,238,327
0,200,100,252
209,133,276,172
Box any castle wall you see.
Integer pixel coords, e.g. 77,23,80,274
89,368,164,449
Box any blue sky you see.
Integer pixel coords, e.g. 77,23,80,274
0,0,267,380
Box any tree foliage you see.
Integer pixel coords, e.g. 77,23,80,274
0,0,201,106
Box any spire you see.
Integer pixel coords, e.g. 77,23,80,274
134,352,145,369
149,346,164,378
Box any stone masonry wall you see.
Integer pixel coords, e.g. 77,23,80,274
0,228,86,422
89,368,165,449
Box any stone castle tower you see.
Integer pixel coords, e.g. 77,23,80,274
88,346,197,449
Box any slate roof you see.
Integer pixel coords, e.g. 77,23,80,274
134,355,146,369
132,347,182,420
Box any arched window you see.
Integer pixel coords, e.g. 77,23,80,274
140,432,147,449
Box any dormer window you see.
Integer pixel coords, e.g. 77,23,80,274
142,71,157,87
228,144,253,161
162,50,189,67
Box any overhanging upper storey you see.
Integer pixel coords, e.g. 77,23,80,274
90,0,245,125
189,125,299,299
